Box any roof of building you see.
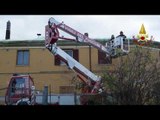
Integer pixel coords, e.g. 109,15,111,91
0,39,107,47
0,38,160,50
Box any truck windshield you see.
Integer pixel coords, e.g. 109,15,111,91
15,78,25,88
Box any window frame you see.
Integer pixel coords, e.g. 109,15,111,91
60,50,74,65
55,49,79,66
16,50,30,66
98,50,112,65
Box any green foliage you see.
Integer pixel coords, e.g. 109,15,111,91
102,46,160,105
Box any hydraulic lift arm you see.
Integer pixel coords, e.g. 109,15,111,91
46,44,102,93
45,17,130,94
46,18,106,56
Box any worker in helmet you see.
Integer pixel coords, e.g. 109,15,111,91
116,31,126,42
116,31,126,48
116,31,126,39
108,35,115,47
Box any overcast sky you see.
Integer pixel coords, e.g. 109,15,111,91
0,15,160,41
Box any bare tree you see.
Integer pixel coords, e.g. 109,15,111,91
102,46,160,105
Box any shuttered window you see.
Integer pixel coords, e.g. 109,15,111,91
98,50,112,64
55,49,79,65
60,50,73,65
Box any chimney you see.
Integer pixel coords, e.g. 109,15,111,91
5,20,11,40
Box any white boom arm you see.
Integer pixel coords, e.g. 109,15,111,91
46,44,102,93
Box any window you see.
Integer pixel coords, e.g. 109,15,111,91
15,78,25,89
55,49,79,65
17,50,29,66
98,50,112,64
11,78,25,94
60,50,73,65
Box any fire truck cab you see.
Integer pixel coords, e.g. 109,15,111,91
5,74,36,105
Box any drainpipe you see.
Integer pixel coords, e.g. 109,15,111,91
84,33,92,71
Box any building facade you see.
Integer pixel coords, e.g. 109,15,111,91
0,40,113,96
1,39,160,96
